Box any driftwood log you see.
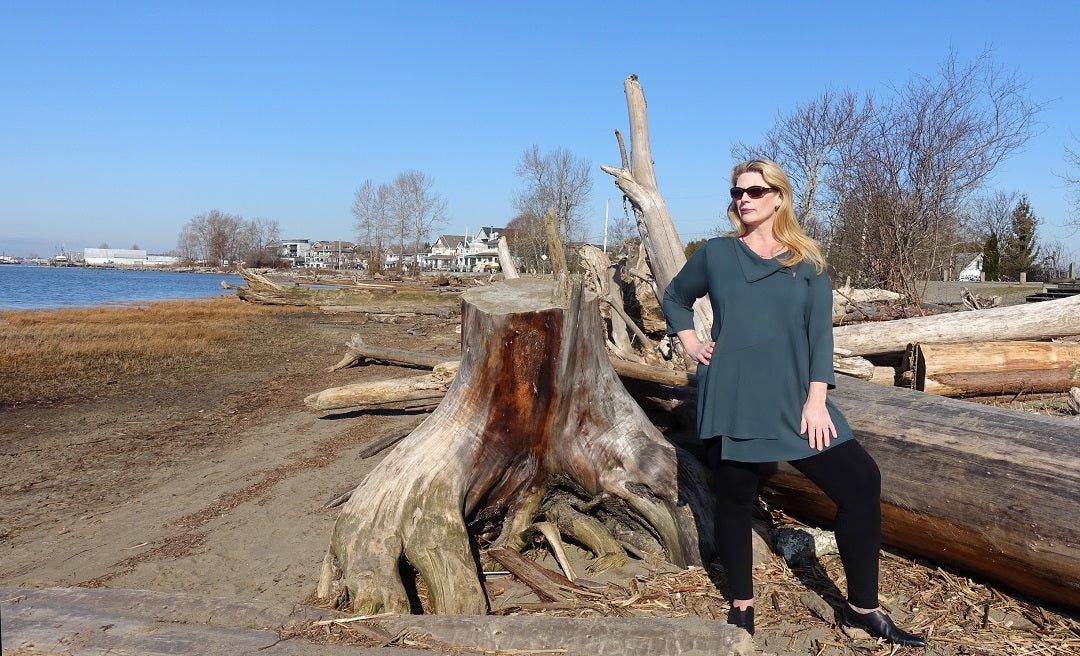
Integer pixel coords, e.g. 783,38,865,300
224,267,460,316
902,341,1080,396
316,278,714,614
601,74,712,343
761,375,1080,611
305,361,460,412
833,293,1080,356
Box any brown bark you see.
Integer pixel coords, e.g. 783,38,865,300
760,375,1080,611
833,293,1080,356
902,341,1080,396
317,278,714,614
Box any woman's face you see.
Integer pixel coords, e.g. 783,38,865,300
733,171,781,228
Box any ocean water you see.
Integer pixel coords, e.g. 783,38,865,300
0,265,245,310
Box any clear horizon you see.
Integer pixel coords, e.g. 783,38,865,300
2,1,1078,263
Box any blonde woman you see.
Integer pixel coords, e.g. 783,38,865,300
663,159,924,647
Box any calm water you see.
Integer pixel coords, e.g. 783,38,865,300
0,265,245,310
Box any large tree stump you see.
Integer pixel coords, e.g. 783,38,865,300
317,278,713,614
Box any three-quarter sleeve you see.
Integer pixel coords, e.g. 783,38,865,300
807,267,836,387
662,245,709,335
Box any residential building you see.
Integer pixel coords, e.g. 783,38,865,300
428,234,466,271
448,227,505,272
277,239,312,267
309,241,356,269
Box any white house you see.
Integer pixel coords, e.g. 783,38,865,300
958,254,983,282
448,227,504,272
428,234,465,271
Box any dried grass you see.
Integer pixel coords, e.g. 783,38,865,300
0,297,314,406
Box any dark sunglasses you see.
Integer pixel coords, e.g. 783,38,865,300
729,186,777,200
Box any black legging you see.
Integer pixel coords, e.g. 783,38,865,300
708,439,882,609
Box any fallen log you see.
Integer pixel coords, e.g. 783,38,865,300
328,335,449,372
833,293,1080,356
760,375,1080,611
310,336,695,414
902,341,1080,396
304,362,459,412
316,278,715,614
224,267,460,315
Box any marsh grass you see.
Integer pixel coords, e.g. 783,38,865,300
0,297,315,407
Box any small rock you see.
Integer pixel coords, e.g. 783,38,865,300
773,526,839,565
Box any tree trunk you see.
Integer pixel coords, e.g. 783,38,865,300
833,293,1080,356
601,75,713,344
902,341,1080,396
317,278,714,614
760,375,1080,611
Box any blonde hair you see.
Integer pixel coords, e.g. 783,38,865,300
726,159,826,274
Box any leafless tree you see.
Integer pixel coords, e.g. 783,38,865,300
733,89,874,246
177,210,245,266
514,145,593,244
964,190,1020,243
352,180,393,272
238,217,282,266
397,170,447,269
740,51,1042,299
505,213,547,274
1065,136,1080,230
604,204,641,260
1037,239,1071,280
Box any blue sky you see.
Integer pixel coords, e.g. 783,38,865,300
2,1,1078,262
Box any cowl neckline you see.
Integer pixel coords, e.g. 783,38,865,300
731,236,792,282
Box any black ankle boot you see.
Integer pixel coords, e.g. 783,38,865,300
842,606,925,647
727,606,754,636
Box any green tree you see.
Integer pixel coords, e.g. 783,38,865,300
981,231,1000,281
1001,196,1039,281
684,238,706,259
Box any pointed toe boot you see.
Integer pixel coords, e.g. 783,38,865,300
843,606,926,647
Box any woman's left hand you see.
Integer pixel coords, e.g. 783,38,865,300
800,398,837,451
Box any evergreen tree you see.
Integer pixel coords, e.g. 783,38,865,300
1001,196,1039,281
684,238,706,258
981,231,1000,281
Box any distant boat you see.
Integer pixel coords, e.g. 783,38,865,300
0,254,23,265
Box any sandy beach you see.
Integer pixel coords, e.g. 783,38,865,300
2,289,1077,655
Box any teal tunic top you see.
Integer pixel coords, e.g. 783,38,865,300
662,236,852,462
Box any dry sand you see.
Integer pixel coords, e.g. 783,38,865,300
2,290,1077,655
